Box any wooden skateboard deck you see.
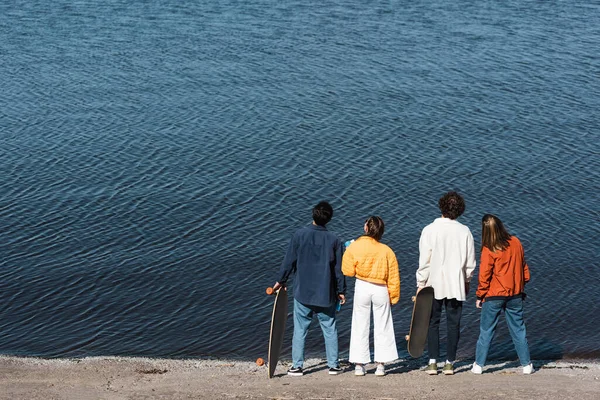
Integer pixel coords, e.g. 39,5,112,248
405,286,434,358
267,287,288,378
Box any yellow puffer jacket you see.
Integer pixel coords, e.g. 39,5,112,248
342,236,400,305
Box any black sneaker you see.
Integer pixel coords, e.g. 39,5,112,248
287,367,303,376
328,367,342,375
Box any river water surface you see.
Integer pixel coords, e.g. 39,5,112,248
0,0,599,361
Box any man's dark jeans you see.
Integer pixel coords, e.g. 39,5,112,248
427,298,463,362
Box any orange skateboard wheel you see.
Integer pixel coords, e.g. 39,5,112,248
266,287,274,295
256,358,265,366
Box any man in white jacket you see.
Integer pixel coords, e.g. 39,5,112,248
417,191,476,376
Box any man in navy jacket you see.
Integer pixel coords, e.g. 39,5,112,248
273,201,346,376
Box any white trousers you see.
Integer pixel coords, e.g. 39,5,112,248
349,279,399,364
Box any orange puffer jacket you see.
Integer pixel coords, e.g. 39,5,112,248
476,236,530,301
342,236,400,304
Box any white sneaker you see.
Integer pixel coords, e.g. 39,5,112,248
471,362,483,374
355,364,366,376
375,364,385,376
523,363,534,375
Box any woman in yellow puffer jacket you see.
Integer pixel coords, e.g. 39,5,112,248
342,216,400,377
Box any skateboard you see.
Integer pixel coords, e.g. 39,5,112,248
266,286,288,378
405,286,434,358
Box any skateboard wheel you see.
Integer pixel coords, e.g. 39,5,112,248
411,296,416,302
256,358,265,366
266,287,274,295
405,335,409,341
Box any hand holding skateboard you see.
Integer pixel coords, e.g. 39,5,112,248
268,282,287,294
265,283,288,378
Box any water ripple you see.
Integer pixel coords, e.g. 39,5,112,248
0,0,598,360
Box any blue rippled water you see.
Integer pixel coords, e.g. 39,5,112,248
0,0,598,361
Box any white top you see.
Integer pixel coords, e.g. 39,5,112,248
417,217,476,301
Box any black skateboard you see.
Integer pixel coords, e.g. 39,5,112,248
405,287,434,358
266,287,288,378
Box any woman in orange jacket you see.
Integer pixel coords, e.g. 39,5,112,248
342,216,400,377
472,214,534,375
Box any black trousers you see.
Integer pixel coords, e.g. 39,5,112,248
427,298,463,362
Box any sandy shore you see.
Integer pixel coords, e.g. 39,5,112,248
1,356,599,399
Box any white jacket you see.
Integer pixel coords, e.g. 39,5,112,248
417,217,476,301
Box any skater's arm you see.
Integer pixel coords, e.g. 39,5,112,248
522,244,531,283
465,230,476,282
476,248,494,300
341,246,356,277
416,230,431,287
387,250,400,305
278,234,298,285
334,238,346,295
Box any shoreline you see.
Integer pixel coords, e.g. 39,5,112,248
1,356,599,399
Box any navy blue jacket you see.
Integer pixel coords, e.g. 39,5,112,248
278,224,346,307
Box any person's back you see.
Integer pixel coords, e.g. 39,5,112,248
419,217,474,301
477,236,529,300
273,201,346,377
289,224,342,307
416,191,476,376
342,236,400,305
473,214,533,375
342,216,400,376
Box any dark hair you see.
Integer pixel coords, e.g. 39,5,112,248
312,201,333,226
364,216,385,241
438,191,465,220
481,214,511,252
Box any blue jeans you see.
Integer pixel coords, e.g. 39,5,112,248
475,297,531,367
292,299,339,369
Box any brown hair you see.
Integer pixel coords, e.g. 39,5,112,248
481,214,511,252
438,191,465,220
364,216,385,241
